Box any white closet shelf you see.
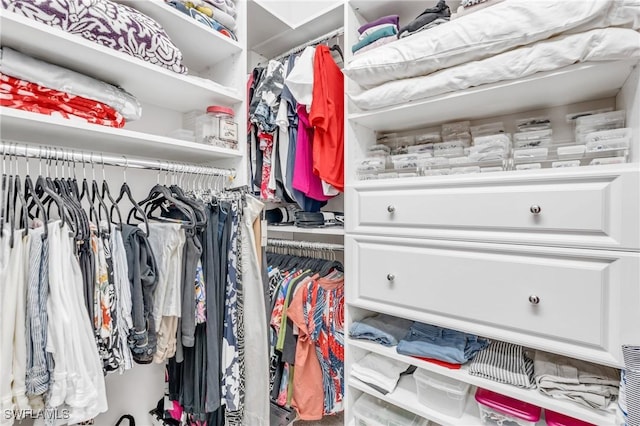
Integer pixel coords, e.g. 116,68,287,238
349,376,482,426
116,0,242,73
348,338,617,425
0,12,242,112
0,108,242,163
348,60,638,132
267,225,345,236
350,0,461,22
248,0,343,58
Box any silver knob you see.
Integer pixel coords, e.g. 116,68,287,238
387,205,396,213
530,205,542,215
529,295,540,305
387,274,395,281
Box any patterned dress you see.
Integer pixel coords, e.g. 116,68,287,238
303,277,345,415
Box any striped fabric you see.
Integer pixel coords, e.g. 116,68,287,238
25,227,50,398
622,345,640,426
468,341,534,388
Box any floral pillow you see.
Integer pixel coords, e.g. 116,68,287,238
2,0,188,74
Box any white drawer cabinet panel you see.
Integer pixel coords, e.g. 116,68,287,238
346,235,640,367
348,167,640,250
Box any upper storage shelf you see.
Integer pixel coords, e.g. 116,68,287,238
0,108,243,163
116,0,242,73
350,0,461,22
348,59,638,132
0,11,243,112
248,0,343,58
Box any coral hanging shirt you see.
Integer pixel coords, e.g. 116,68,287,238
310,46,344,192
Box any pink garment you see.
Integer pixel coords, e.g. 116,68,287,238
354,34,398,55
292,105,333,202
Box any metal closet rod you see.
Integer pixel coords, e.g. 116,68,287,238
0,141,235,177
271,27,345,62
267,238,344,251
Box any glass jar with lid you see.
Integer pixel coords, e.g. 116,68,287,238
195,105,238,149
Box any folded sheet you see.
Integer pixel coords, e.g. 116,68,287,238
534,350,619,410
351,352,410,393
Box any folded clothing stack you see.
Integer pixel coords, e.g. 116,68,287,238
398,0,450,39
0,47,141,121
166,0,237,40
351,352,412,394
0,73,125,128
534,350,619,410
396,322,489,364
352,15,400,55
349,313,413,347
469,341,535,388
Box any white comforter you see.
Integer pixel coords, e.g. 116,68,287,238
348,27,640,111
345,0,640,89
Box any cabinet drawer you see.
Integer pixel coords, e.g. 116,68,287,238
349,167,639,250
346,235,640,366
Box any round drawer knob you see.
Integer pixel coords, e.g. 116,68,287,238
530,205,542,215
387,274,395,282
387,205,396,213
529,295,540,305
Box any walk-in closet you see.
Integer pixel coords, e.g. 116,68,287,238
1,0,639,425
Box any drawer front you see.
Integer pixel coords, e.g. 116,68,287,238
350,168,639,250
346,235,640,366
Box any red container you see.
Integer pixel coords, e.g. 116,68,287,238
545,410,595,426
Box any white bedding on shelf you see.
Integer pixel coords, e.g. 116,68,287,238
348,27,640,111
345,0,640,89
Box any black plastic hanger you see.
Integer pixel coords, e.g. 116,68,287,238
330,44,344,61
113,160,149,235
99,155,122,228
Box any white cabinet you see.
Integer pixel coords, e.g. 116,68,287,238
343,2,640,425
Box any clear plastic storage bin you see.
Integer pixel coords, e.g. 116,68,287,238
353,393,430,426
475,388,541,426
414,368,470,418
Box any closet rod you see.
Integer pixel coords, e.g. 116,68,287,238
0,141,235,177
267,238,344,251
271,27,345,61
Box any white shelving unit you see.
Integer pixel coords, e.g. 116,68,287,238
0,108,242,163
349,339,617,425
0,12,242,112
343,1,639,426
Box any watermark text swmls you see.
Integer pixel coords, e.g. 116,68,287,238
3,408,70,420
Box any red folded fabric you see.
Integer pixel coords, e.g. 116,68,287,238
412,356,462,370
0,73,125,128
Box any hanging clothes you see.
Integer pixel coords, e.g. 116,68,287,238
266,247,344,422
